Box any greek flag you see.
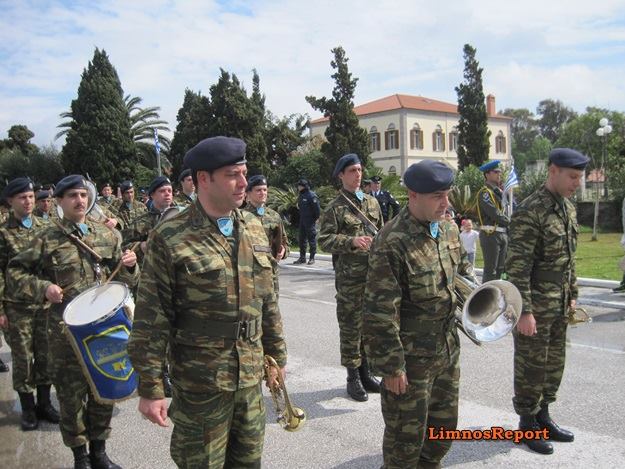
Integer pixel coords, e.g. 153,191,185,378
504,166,519,192
153,129,161,154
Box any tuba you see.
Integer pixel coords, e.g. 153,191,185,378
454,276,522,344
568,306,592,325
264,355,306,432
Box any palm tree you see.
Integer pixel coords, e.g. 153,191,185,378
55,95,173,170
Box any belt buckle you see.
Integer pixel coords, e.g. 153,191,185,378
238,321,248,339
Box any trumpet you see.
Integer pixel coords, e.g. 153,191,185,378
264,355,306,432
568,306,592,325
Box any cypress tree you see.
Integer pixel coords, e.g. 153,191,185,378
62,48,137,184
455,44,491,170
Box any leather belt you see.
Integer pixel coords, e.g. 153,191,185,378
480,225,507,233
175,317,260,340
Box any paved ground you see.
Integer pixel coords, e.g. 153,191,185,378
1,258,625,468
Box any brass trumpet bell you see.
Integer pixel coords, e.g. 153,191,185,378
264,355,306,432
569,306,592,325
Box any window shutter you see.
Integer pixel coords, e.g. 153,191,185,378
432,133,436,151
419,131,423,149
377,133,381,151
449,133,453,150
394,130,399,149
442,133,446,151
410,130,414,149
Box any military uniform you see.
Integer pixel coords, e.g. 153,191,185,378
173,191,195,207
97,195,116,210
363,160,472,468
128,201,287,468
33,206,58,220
371,189,400,222
0,212,54,427
111,197,148,230
121,207,164,264
8,216,139,449
476,181,509,282
295,181,320,264
506,188,577,417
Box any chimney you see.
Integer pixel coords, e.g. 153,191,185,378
486,94,496,117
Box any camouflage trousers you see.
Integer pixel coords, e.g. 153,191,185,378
479,232,508,282
169,383,265,468
4,303,51,393
381,345,460,469
513,313,568,416
49,314,113,447
335,272,367,368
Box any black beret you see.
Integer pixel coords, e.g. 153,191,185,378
54,175,88,197
296,178,309,187
403,161,454,194
101,182,112,189
332,153,361,178
549,148,590,169
183,136,247,172
246,175,268,192
35,190,52,201
148,176,172,195
2,177,34,199
370,175,382,183
120,180,134,193
178,168,192,182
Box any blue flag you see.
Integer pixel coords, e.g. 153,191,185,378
153,129,161,154
504,166,519,192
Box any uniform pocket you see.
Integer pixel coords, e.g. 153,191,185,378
179,256,227,304
253,250,273,297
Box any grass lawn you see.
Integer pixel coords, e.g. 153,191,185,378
475,227,624,281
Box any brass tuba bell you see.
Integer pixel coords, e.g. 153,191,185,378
454,276,523,344
264,355,306,432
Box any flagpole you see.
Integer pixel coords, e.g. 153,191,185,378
154,129,162,176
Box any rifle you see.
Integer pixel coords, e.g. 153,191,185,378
339,191,379,237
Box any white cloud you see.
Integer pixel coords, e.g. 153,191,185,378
1,0,625,146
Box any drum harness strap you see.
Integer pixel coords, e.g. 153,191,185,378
54,220,103,285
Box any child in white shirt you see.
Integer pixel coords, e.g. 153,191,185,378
460,219,479,265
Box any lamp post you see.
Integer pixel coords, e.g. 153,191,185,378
592,118,612,241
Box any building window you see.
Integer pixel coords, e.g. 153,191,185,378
388,165,397,176
433,125,445,152
495,131,506,154
385,123,399,150
369,126,380,152
410,124,424,150
449,128,459,152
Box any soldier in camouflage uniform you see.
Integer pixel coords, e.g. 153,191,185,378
243,175,289,293
173,168,196,207
33,189,57,220
505,148,589,455
0,178,59,431
128,136,287,468
363,161,474,469
111,180,148,230
8,175,139,469
97,183,116,210
319,153,383,402
476,160,510,282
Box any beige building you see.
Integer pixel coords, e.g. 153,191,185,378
309,93,512,176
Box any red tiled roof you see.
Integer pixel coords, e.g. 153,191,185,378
309,93,509,124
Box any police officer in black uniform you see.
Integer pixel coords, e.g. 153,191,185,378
293,178,320,265
370,176,400,222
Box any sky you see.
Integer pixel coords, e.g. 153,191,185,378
1,0,625,147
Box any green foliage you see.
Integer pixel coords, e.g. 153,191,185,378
537,99,578,143
517,167,547,202
169,89,212,176
2,125,38,155
272,148,326,189
125,95,172,171
0,144,64,187
265,112,308,170
455,44,491,170
61,48,138,186
305,46,370,183
454,164,484,195
450,164,483,217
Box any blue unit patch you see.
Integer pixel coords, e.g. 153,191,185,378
83,325,134,381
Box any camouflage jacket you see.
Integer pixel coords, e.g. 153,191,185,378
363,208,473,378
242,204,289,260
111,198,148,230
173,192,195,207
98,195,117,210
33,207,58,221
6,217,139,317
477,182,510,229
0,213,49,314
127,201,287,399
318,189,383,277
505,185,578,316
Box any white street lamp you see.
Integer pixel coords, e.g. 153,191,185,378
592,118,612,241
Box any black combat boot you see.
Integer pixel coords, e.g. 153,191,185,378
72,445,93,469
536,404,574,442
36,384,60,423
292,257,306,265
358,363,381,393
0,357,9,372
89,440,122,469
18,392,38,431
519,414,553,454
307,256,315,265
346,367,368,402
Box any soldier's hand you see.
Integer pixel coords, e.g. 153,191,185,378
265,365,286,391
140,241,148,254
138,397,169,427
45,284,64,304
121,249,137,268
570,299,576,309
352,236,373,251
105,218,118,229
384,373,408,395
0,314,8,329
277,245,286,260
517,313,537,336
